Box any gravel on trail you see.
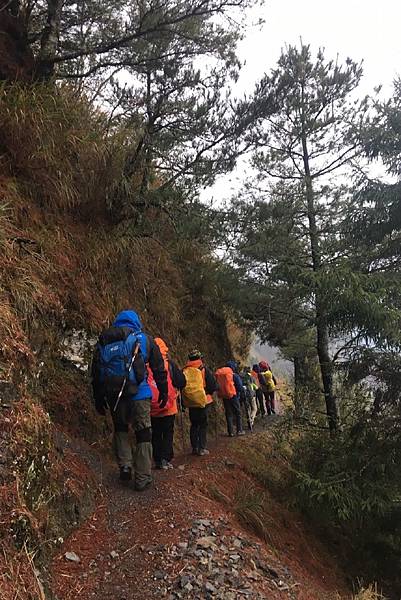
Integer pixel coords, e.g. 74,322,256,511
50,422,347,600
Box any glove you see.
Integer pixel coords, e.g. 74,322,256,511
95,395,107,416
158,393,168,409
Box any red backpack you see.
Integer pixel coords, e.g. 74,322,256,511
215,367,236,400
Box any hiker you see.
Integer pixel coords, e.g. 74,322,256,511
240,367,258,429
251,364,266,417
91,309,168,490
262,368,277,415
149,337,186,470
259,361,277,415
215,360,245,437
182,350,217,456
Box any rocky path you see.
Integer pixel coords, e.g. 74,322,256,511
50,420,348,600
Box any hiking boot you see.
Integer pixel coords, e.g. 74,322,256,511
237,431,246,436
135,479,152,492
228,432,234,437
160,459,169,471
165,461,174,469
192,448,199,455
198,448,210,456
119,466,132,481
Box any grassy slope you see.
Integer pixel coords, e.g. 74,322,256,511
0,83,247,598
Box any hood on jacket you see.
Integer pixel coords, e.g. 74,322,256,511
226,360,238,373
155,337,168,359
185,358,203,370
252,364,260,373
113,309,143,333
259,360,270,371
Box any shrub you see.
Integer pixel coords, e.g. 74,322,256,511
292,389,401,592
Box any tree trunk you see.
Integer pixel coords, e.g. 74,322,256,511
294,354,307,410
0,8,35,81
36,0,64,80
124,70,153,191
315,298,338,431
301,120,338,432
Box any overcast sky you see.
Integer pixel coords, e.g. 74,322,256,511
203,0,401,201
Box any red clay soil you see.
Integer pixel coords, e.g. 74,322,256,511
50,421,349,600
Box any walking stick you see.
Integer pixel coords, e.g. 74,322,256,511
179,391,185,452
113,341,140,413
214,397,218,442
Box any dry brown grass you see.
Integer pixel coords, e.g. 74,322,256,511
0,81,243,599
351,585,386,600
0,396,51,599
0,393,98,600
0,544,44,600
0,83,122,213
233,482,276,547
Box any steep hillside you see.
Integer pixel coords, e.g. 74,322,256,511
0,83,249,598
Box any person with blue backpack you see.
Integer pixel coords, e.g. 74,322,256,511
91,309,168,490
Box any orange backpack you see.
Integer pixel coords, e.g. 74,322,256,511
148,361,178,417
215,367,236,400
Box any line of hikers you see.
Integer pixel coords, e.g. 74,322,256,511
91,310,278,491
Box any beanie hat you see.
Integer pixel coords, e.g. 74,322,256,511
188,349,203,361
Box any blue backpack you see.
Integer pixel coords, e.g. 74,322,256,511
93,326,146,406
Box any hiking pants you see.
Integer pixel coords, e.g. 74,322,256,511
151,414,175,464
111,398,152,488
249,394,258,426
265,391,275,414
256,388,266,417
223,397,243,435
189,406,208,451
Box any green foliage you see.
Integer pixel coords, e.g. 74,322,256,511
24,0,257,80
224,45,401,431
292,387,401,590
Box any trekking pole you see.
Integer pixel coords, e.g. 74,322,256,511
214,398,218,442
245,399,253,433
179,391,185,452
113,342,140,413
249,401,254,432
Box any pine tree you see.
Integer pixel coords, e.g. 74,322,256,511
3,0,258,81
233,45,367,430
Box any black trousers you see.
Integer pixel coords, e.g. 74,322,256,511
223,397,243,435
189,405,209,451
265,391,275,414
256,388,266,416
151,414,175,463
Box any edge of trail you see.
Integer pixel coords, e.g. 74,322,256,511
49,417,349,600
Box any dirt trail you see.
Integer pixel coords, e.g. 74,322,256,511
50,420,349,600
